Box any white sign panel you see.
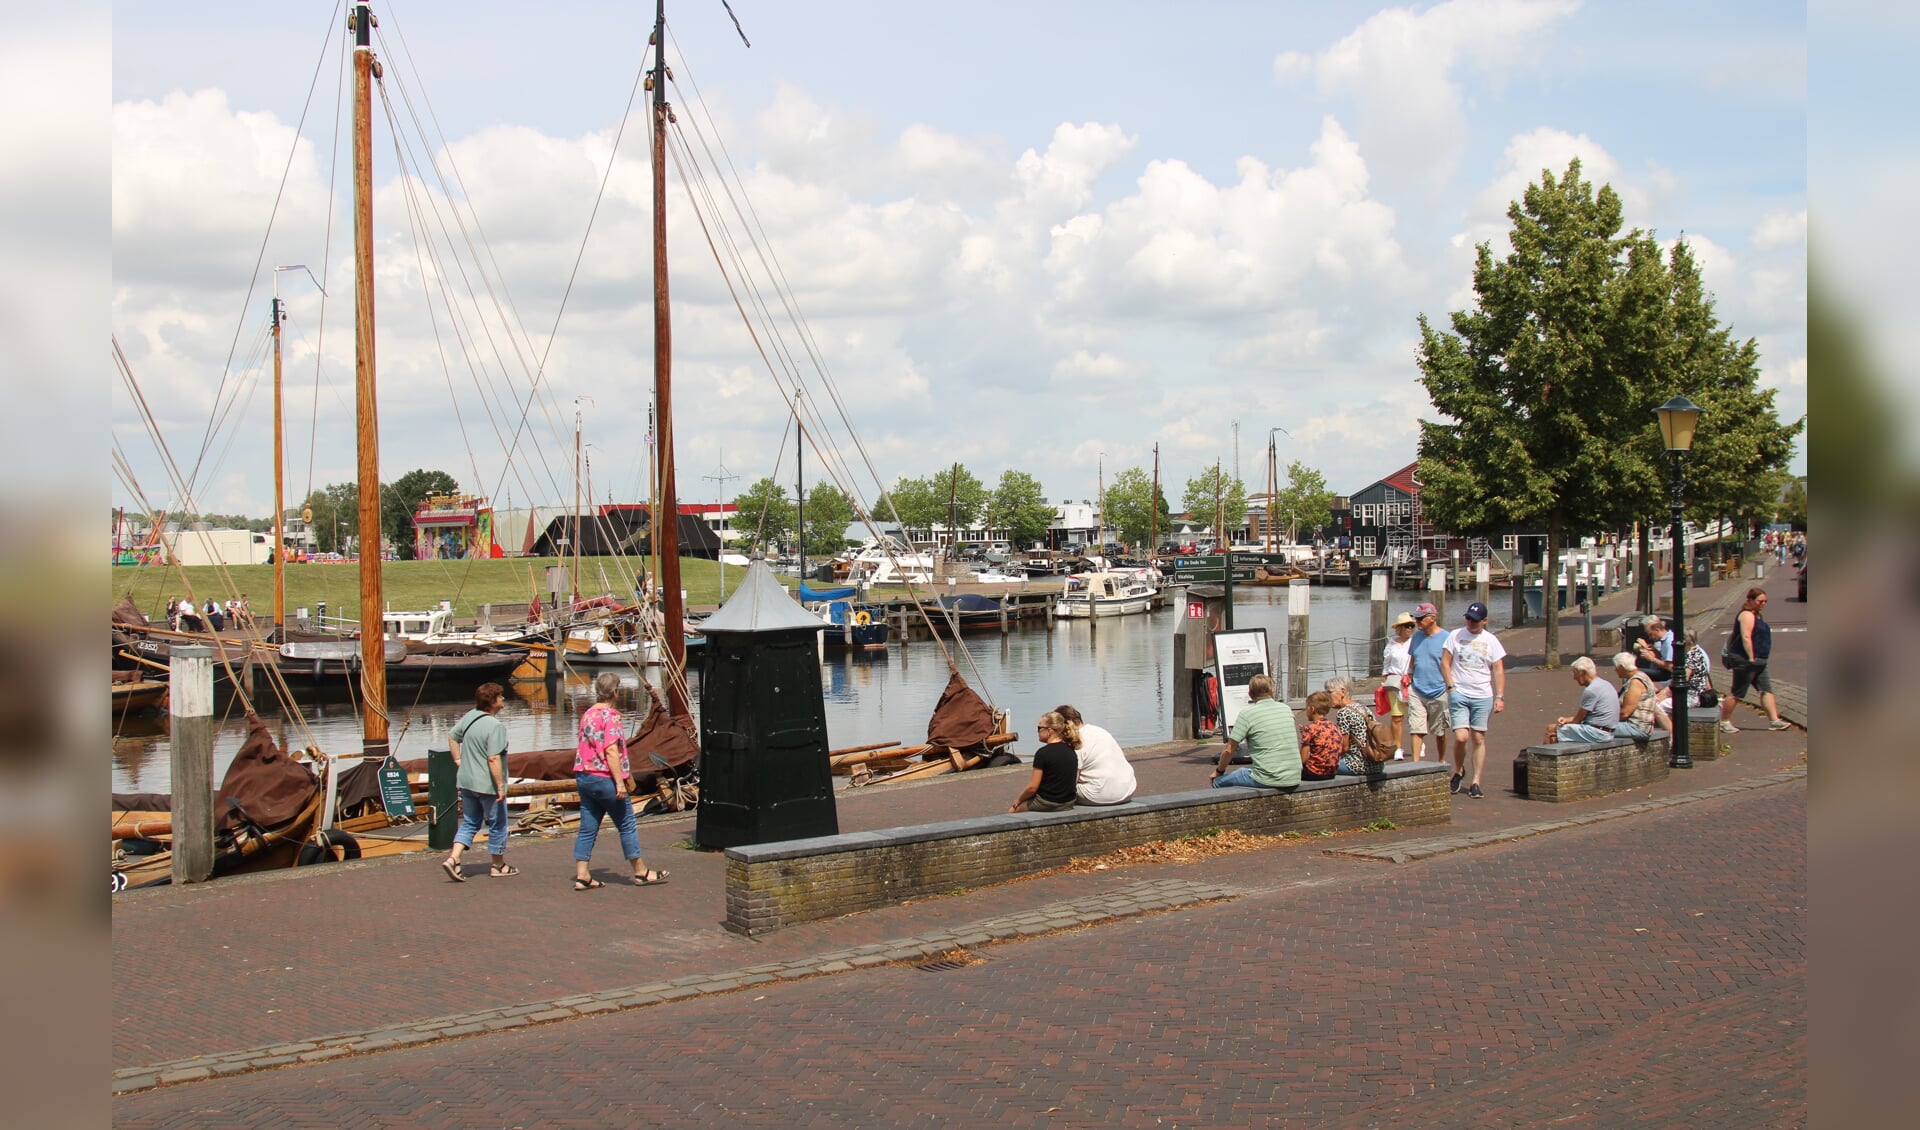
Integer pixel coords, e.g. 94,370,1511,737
1211,628,1271,730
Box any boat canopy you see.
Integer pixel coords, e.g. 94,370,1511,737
799,581,857,602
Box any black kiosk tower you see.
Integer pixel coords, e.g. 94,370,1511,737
694,559,838,849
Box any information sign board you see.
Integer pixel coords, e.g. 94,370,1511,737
1210,628,1272,729
377,755,417,821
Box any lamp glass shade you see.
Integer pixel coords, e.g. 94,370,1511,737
1655,396,1702,452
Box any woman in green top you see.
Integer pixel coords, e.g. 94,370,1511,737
440,682,516,881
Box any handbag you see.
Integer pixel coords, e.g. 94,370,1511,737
1373,684,1392,716
1697,688,1720,708
1363,719,1397,763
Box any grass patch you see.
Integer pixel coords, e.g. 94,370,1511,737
1362,817,1398,833
107,554,783,622
1173,827,1225,843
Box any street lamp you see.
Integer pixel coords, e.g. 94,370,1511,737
1655,395,1703,769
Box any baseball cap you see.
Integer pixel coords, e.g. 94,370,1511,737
1412,602,1438,619
1465,601,1489,621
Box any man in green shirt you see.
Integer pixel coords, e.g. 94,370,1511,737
1209,674,1301,789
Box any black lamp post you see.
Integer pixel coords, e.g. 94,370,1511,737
1655,395,1703,769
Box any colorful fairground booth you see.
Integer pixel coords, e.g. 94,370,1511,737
411,492,499,560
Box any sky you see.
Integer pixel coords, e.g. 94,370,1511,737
109,0,1808,525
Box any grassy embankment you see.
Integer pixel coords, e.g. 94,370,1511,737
108,556,785,622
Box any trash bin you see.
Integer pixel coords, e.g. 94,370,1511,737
1691,552,1713,589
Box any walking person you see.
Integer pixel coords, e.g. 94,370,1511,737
440,682,516,881
1404,602,1451,769
1718,587,1790,732
1379,612,1415,754
572,673,669,889
1440,601,1506,799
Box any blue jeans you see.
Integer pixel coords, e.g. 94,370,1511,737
1213,768,1295,790
1449,695,1494,732
575,773,642,863
454,788,508,856
1555,723,1614,743
1611,722,1651,741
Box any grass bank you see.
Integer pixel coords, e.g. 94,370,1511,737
109,556,784,622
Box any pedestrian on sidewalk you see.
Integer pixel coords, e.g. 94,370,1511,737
1054,704,1136,806
1718,587,1790,732
1210,674,1299,790
572,673,668,889
441,682,515,882
1380,612,1415,754
1405,602,1451,767
1544,657,1620,743
1011,711,1080,813
1441,601,1506,799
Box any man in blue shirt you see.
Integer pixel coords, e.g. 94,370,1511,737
1404,602,1452,775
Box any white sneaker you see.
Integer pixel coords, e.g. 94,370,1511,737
1717,720,1738,734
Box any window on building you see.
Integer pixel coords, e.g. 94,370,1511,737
1357,536,1377,555
1502,535,1519,552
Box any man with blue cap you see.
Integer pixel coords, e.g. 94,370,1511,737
1440,600,1506,799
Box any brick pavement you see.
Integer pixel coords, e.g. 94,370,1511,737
110,570,1810,1076
113,775,1806,1126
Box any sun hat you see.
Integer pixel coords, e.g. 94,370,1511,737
1391,612,1417,628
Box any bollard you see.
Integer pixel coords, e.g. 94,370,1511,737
1689,715,1723,760
1474,560,1490,614
1286,579,1311,701
1427,565,1447,624
1511,565,1527,626
1171,633,1191,740
1368,570,1389,676
169,644,216,884
427,748,457,851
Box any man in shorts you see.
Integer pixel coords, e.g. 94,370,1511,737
1441,601,1506,799
1404,602,1452,772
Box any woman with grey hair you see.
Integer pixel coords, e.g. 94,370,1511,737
571,672,669,889
1612,652,1663,740
1324,677,1378,777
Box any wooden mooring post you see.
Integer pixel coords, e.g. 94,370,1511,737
1368,570,1389,676
1475,560,1490,613
169,643,215,884
1286,579,1310,701
1427,565,1448,625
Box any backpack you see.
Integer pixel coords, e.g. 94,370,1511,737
1363,718,1398,763
1300,719,1343,778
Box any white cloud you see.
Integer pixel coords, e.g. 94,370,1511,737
1751,209,1806,250
1274,0,1582,185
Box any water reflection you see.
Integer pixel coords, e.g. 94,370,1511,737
113,586,1503,793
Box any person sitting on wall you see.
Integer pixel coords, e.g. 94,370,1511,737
1634,617,1674,688
1209,674,1300,790
1298,691,1343,781
1544,657,1622,743
1612,652,1665,740
1054,703,1136,806
1011,712,1081,813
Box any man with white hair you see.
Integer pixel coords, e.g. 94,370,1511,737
1544,657,1621,743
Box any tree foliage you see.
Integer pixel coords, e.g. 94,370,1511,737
731,477,793,553
1182,465,1247,534
987,469,1054,547
875,476,938,531
1103,467,1170,550
1269,461,1335,543
801,482,855,557
928,464,988,532
1415,159,1800,663
295,483,360,553
1778,478,1807,529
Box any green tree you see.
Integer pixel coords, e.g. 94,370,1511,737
928,464,988,534
1416,159,1682,665
875,476,938,532
986,469,1055,548
1103,467,1162,550
1778,477,1807,529
381,469,461,560
1182,464,1246,536
1269,461,1335,544
801,483,856,557
731,477,794,553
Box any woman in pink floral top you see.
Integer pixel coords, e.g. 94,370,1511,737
571,673,669,890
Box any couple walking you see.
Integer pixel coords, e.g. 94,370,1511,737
439,674,670,890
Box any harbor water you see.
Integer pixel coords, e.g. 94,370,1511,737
112,585,1513,795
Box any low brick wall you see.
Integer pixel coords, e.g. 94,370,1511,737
724,762,1451,935
1523,734,1671,802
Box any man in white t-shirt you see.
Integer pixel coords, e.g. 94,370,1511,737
1440,601,1506,799
1055,703,1136,805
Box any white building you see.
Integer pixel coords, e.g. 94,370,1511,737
159,526,273,568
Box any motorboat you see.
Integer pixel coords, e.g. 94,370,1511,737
1055,570,1157,619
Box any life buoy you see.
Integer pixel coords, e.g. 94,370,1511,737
853,610,872,626
297,828,362,866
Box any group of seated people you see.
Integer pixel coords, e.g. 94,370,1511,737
1206,674,1394,791
1546,616,1713,744
1008,704,1140,813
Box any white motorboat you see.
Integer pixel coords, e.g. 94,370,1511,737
1054,570,1158,618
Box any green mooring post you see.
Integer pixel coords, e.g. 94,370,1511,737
427,748,457,851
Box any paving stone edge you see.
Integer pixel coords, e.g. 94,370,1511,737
112,877,1239,1096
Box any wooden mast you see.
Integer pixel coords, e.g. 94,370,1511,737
795,409,805,571
1149,444,1160,568
650,0,688,717
351,1,388,757
270,292,286,632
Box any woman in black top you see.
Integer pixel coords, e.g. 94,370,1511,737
1011,711,1081,812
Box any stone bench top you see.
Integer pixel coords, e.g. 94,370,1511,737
1527,735,1663,758
725,761,1451,863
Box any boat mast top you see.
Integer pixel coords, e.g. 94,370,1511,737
351,0,388,756
650,0,689,717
